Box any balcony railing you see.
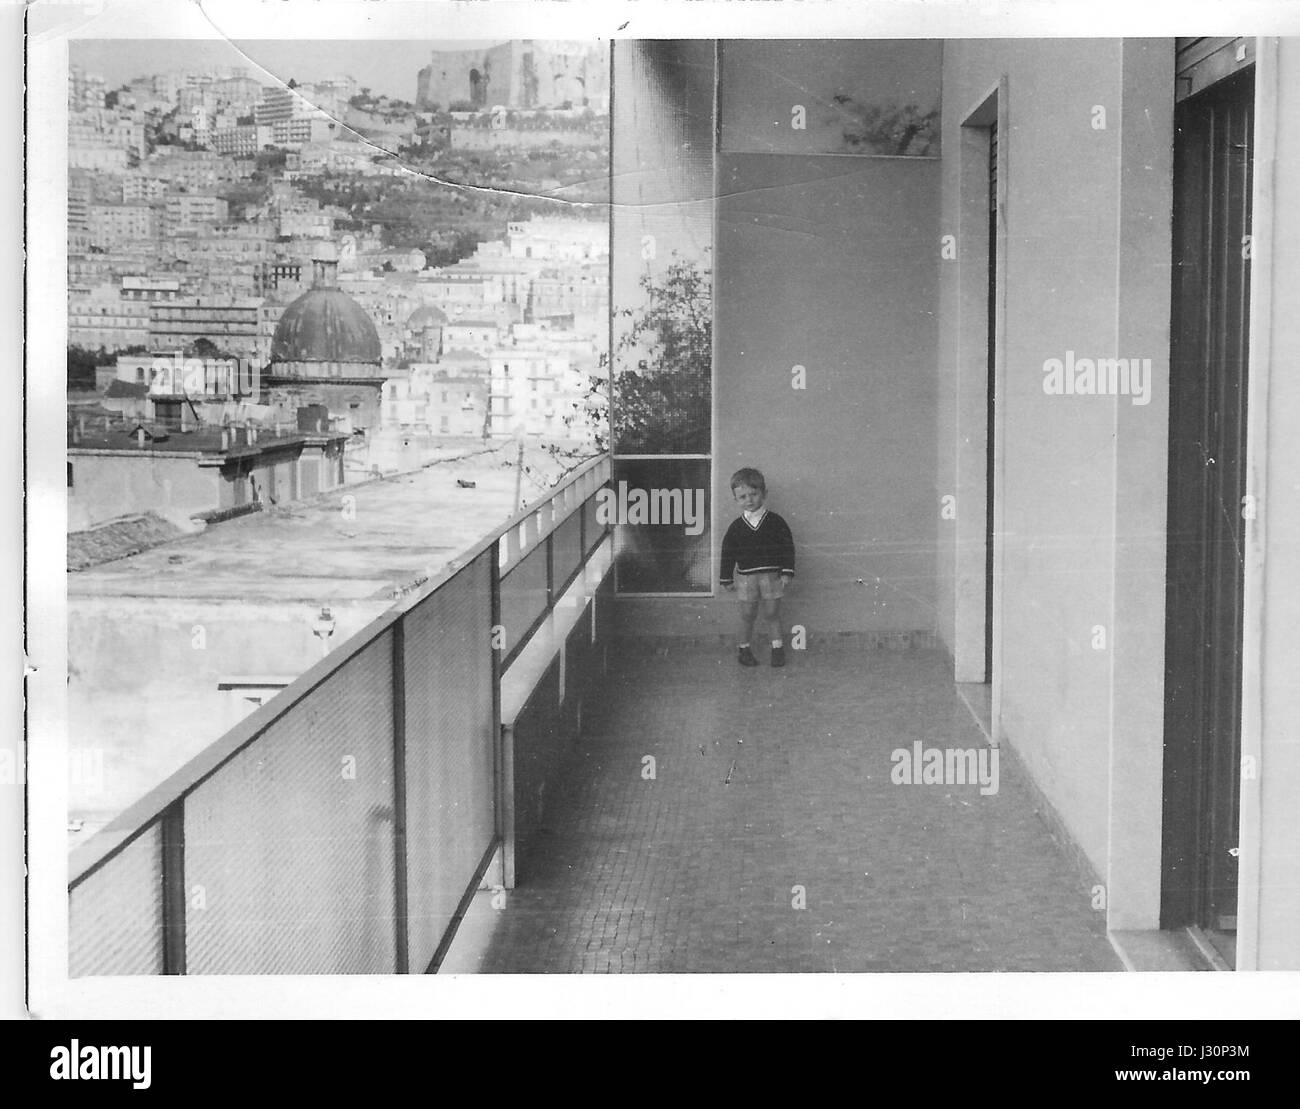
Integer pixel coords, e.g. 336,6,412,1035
68,453,613,975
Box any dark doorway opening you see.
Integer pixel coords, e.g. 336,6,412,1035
984,121,998,685
1161,49,1255,969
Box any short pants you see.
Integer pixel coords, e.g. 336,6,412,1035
733,570,787,601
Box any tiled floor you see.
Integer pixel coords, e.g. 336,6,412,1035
478,641,1123,973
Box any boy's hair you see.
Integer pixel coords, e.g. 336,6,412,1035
730,467,766,494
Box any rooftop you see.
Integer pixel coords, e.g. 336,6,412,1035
103,380,149,399
68,443,585,603
68,425,315,457
67,512,189,573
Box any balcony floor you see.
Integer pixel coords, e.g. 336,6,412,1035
476,640,1122,973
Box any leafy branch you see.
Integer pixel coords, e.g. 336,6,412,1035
827,95,939,157
583,250,712,456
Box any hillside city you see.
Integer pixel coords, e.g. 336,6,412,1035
67,45,611,546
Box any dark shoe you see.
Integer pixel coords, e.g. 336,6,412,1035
738,646,759,667
771,646,786,668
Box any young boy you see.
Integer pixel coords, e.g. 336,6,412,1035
720,467,796,667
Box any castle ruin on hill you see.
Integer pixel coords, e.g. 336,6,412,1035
415,40,609,111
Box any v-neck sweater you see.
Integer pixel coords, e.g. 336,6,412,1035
719,511,796,584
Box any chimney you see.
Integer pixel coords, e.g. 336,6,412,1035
249,426,259,444
136,427,146,449
221,427,230,451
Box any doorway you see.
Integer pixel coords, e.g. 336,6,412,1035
1161,42,1255,969
952,82,1005,702
984,120,998,685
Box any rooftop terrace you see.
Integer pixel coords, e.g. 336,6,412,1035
461,642,1122,973
68,442,585,603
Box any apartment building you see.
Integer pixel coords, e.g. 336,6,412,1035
86,204,160,250
164,193,230,234
68,287,152,351
487,348,581,437
507,216,609,261
148,297,264,360
211,125,262,158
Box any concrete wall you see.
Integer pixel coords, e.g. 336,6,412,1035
449,127,595,151
68,452,220,529
614,40,941,637
1244,38,1300,970
259,452,299,505
67,596,390,828
268,381,384,436
710,154,939,636
937,40,1172,923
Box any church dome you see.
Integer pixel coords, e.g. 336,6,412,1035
271,254,381,365
406,304,448,331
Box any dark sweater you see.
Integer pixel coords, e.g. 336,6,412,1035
719,510,796,584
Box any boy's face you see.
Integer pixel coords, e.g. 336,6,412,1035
733,483,765,512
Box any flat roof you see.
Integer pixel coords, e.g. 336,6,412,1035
69,444,574,604
68,427,312,457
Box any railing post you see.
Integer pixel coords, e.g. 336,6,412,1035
391,618,410,974
546,527,555,608
160,800,186,975
491,540,514,889
597,470,610,542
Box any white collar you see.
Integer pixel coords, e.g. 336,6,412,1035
742,507,767,528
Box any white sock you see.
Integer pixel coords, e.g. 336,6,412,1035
771,638,783,648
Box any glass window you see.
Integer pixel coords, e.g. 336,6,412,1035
611,42,715,594
719,40,941,157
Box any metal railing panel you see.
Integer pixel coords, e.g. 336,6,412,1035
183,632,398,974
551,509,584,596
498,543,549,666
509,659,563,860
69,821,165,976
582,496,601,556
401,549,497,972
67,454,613,975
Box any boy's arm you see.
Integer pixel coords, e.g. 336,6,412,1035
719,521,737,586
778,516,796,578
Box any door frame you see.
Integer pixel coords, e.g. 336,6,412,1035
1235,37,1278,972
954,79,1008,741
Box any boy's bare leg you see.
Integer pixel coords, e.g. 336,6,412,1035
737,599,759,645
762,597,783,644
